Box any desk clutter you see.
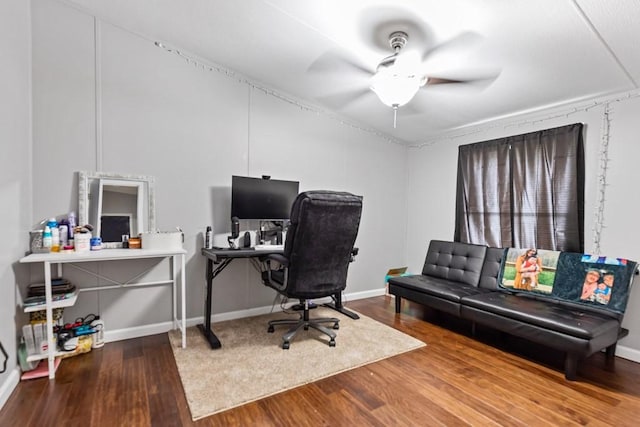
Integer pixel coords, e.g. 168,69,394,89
29,211,184,253
29,211,100,253
20,276,104,380
19,304,105,380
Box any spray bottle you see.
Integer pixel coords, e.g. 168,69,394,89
68,211,77,245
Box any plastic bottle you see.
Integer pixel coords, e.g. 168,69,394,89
46,218,59,251
68,211,76,243
42,226,52,249
51,227,60,252
205,226,213,249
91,319,105,348
59,224,68,247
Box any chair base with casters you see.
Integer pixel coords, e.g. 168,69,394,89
268,300,340,349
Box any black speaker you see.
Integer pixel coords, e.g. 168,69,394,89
243,231,251,248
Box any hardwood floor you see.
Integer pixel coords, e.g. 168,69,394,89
2,295,639,426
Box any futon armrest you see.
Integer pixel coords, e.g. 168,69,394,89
350,247,359,262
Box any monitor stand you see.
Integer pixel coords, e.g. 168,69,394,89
259,220,284,245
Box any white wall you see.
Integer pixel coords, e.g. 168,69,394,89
0,0,31,407
405,94,640,359
29,0,407,331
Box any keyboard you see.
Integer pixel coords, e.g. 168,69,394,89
254,244,284,251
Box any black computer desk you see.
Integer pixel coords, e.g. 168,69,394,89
199,247,359,349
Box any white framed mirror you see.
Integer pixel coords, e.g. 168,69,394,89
78,171,155,247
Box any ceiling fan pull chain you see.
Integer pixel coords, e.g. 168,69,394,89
393,105,398,128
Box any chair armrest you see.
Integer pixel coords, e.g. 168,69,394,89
260,253,289,290
260,253,289,267
350,247,359,262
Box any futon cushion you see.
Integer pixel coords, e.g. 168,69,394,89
422,240,487,287
478,247,507,290
388,275,493,303
462,292,620,339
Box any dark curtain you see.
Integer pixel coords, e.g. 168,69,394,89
454,123,584,252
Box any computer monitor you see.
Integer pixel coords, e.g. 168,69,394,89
231,175,299,221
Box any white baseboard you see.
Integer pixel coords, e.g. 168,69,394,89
0,368,20,411
189,288,388,326
615,344,640,363
107,288,389,338
104,321,175,343
345,288,387,300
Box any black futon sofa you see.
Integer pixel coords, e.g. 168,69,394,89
388,240,635,380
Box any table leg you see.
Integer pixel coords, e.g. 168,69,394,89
44,261,55,379
171,255,177,332
198,258,232,349
180,254,186,348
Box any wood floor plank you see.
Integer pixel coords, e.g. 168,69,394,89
1,296,639,426
430,335,630,425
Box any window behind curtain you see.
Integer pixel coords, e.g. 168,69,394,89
454,123,584,252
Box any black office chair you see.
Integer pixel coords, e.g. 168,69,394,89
260,190,363,349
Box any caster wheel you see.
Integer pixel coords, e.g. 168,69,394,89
282,342,290,350
304,325,309,331
268,325,274,333
329,340,336,347
333,323,340,330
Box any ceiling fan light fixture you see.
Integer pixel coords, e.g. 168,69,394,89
369,32,423,109
370,68,421,108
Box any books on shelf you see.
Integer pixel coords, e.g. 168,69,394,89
27,278,75,297
23,291,77,307
23,277,77,307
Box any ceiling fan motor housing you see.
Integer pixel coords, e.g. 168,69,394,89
377,31,410,71
389,31,408,51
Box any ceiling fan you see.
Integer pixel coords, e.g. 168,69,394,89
310,29,499,128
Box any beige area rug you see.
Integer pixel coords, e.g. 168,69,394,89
168,307,425,420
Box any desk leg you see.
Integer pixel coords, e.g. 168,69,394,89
180,254,186,349
44,261,56,379
171,255,177,334
324,292,360,320
198,258,231,349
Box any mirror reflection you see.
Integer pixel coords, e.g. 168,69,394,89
78,171,155,247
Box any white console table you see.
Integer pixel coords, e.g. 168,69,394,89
20,248,187,379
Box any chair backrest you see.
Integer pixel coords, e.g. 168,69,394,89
283,191,363,299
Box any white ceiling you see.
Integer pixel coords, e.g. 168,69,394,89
66,0,640,144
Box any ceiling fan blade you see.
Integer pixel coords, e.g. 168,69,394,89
424,71,501,88
425,77,465,86
422,31,483,63
308,51,372,81
426,77,468,85
316,87,371,111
